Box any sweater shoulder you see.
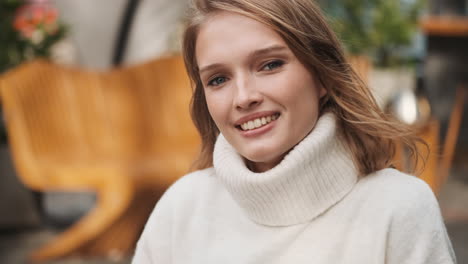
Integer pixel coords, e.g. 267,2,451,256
164,167,219,200
358,168,435,197
134,168,219,263
142,168,221,228
362,171,456,263
171,167,217,188
354,168,439,213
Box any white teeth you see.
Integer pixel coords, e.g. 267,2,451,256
247,120,254,130
239,114,279,131
254,119,261,127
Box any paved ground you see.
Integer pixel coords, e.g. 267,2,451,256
0,229,131,264
439,173,468,263
446,221,468,263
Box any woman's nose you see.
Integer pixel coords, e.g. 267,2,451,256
234,77,263,110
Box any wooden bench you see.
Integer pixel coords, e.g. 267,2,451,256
0,56,200,261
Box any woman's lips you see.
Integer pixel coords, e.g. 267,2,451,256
238,115,279,138
237,113,280,131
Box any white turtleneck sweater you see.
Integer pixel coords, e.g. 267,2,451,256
133,113,456,264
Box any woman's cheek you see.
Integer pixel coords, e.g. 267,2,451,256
206,90,231,124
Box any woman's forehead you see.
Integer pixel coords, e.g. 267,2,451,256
195,11,288,67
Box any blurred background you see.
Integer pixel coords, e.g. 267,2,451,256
0,0,467,263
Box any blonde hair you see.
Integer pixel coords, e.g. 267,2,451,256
182,0,424,176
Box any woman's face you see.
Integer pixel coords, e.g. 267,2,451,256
196,11,326,172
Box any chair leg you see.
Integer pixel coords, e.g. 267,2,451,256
438,85,466,193
78,188,165,258
29,176,133,262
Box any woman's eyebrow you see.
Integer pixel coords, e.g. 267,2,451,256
199,63,224,75
248,44,289,59
199,45,288,75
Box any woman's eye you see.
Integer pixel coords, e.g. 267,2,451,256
208,76,227,86
262,60,284,71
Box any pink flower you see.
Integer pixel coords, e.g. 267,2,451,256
13,2,60,40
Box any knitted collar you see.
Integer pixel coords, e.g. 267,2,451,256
213,113,359,226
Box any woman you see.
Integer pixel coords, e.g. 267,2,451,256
133,0,456,263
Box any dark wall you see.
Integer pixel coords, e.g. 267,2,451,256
0,147,41,229
424,0,468,147
429,0,467,15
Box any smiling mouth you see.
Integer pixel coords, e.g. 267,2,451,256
236,113,280,131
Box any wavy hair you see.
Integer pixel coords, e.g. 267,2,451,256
182,0,425,176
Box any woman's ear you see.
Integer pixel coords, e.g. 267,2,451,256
318,83,329,110
313,71,327,99
319,85,327,99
